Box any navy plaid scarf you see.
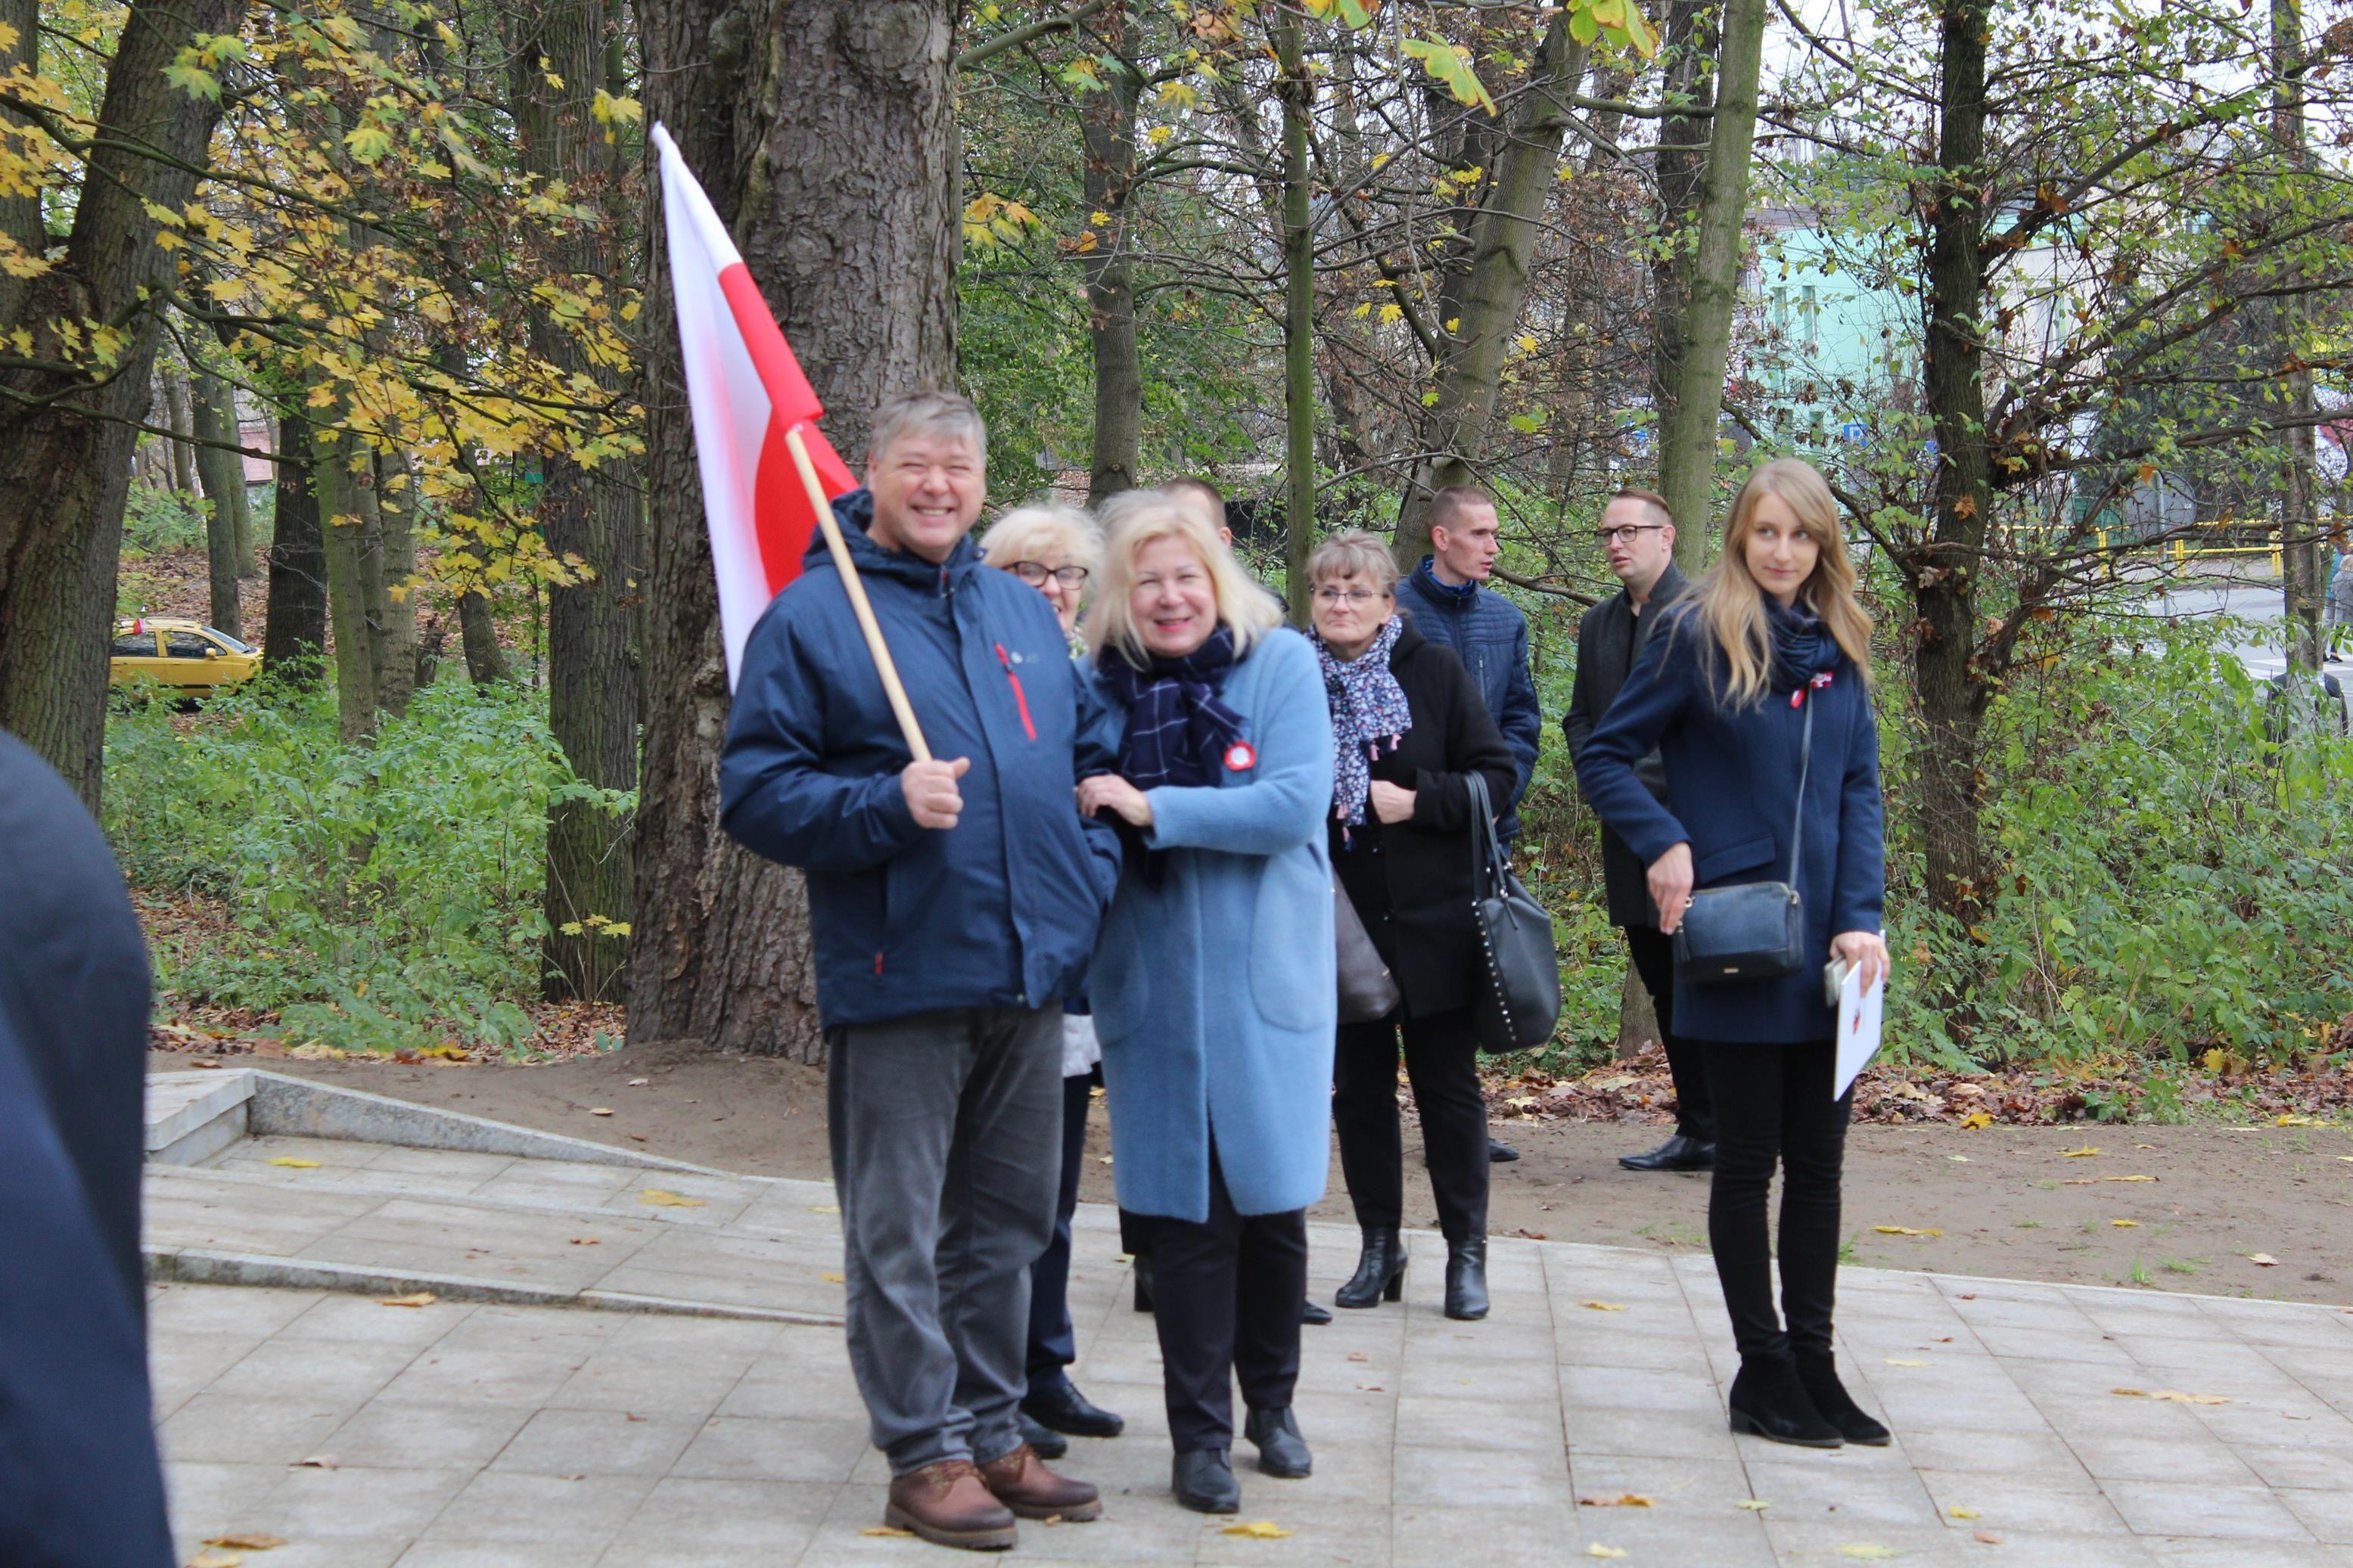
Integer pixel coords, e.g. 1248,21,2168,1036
1105,626,1245,790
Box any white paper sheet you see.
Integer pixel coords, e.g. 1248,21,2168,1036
1832,961,1885,1100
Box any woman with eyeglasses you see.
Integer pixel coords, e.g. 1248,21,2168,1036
977,505,1126,1460
1307,532,1518,1321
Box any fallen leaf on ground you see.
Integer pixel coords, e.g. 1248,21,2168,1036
588,1107,614,1116
1835,1547,1898,1561
378,1292,437,1308
1220,1520,1291,1539
1885,1358,1929,1368
2061,1178,2097,1185
2103,1175,2156,1182
810,1204,840,1214
201,1535,283,1551
2061,1145,2101,1158
2277,1113,2321,1126
1736,1498,1770,1511
291,1455,335,1470
1347,1351,1369,1362
1581,1300,1627,1312
1584,1548,1627,1560
1946,1505,1981,1520
568,1237,601,1247
1974,1529,2003,1543
1355,1383,1385,1391
2112,1388,2229,1405
626,1077,650,1086
1947,1154,1972,1163
1577,1492,1653,1507
1873,1226,1942,1237
187,1554,241,1568
639,1189,706,1207
1959,1112,1992,1129
822,1272,845,1284
2248,1253,2280,1267
2111,1219,2140,1228
859,1526,914,1537
267,1157,320,1169
191,1057,222,1070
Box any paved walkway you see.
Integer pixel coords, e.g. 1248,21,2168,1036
154,1135,2353,1566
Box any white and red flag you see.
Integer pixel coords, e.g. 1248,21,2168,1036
652,123,859,688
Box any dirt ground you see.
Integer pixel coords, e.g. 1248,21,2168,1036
207,1042,2353,1309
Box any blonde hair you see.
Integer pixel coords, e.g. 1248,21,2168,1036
1686,458,1873,706
1307,530,1398,595
980,503,1102,576
1086,489,1283,662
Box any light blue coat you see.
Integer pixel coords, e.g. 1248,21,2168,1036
1086,627,1338,1222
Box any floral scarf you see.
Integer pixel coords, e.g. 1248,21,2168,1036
1314,614,1413,827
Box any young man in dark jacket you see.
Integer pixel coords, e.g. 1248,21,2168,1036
1562,488,1713,1172
721,391,1122,1552
1392,484,1542,1163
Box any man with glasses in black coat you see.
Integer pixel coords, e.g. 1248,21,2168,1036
1562,489,1714,1172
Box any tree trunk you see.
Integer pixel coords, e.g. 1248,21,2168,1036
1649,0,1717,492
1615,964,1661,1060
1274,17,1316,621
1912,0,1993,916
2274,0,2322,672
373,449,420,718
633,0,957,1060
0,0,39,331
189,361,246,639
1080,9,1142,507
263,413,327,682
314,428,384,741
508,0,642,1001
458,588,513,684
162,364,197,496
0,0,241,805
1391,14,1590,570
1657,0,1764,575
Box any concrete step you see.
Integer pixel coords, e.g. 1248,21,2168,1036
145,1070,255,1166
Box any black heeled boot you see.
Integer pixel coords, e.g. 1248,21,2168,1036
1796,1349,1891,1446
1443,1239,1489,1321
1726,1355,1843,1448
1334,1227,1406,1309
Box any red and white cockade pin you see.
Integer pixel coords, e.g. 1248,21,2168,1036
1223,741,1257,772
1791,670,1835,708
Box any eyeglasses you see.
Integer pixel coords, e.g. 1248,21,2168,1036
1009,560,1090,589
1311,586,1387,607
1592,523,1667,546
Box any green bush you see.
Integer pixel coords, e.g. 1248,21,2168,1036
122,485,210,555
104,676,609,1054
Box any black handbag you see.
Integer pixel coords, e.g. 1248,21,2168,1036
1466,773,1562,1053
1672,685,1817,984
1334,878,1401,1024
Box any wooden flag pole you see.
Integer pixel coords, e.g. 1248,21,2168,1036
783,424,932,763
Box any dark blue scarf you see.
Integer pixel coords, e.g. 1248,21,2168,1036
1766,595,1837,692
1105,626,1245,789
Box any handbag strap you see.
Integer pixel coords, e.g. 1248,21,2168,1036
1466,772,1506,898
1785,679,1821,886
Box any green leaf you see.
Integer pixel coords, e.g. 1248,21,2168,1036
1399,38,1497,114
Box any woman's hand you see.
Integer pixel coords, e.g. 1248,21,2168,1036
1646,843,1695,933
1368,780,1416,824
1831,930,1891,992
1077,774,1155,828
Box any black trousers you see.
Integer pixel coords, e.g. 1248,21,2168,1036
1625,924,1714,1144
1701,1039,1852,1362
1151,1144,1307,1452
1333,1005,1489,1244
1024,1072,1094,1390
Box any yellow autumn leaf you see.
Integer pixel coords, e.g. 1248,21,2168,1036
378,1291,437,1308
1835,1547,1898,1561
268,1157,322,1169
2111,1219,2140,1228
810,1204,840,1214
1873,1225,1942,1237
1221,1520,1292,1539
1959,1111,1992,1129
2061,1145,2102,1158
1581,1300,1627,1312
861,1525,915,1536
822,1272,846,1284
2277,1113,2320,1126
1736,1498,1770,1511
204,1533,286,1551
1378,303,1403,324
1585,1548,1627,1561
1577,1492,1653,1507
1089,210,1111,225
2103,1174,2156,1182
1885,1358,1929,1367
1947,1506,1981,1520
639,1188,707,1207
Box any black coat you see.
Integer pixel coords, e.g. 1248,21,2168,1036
0,730,172,1566
1562,564,1690,927
1326,623,1518,1018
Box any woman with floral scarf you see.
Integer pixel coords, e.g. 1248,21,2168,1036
1308,531,1518,1322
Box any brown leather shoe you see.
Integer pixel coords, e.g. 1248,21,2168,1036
977,1442,1103,1522
884,1460,1018,1551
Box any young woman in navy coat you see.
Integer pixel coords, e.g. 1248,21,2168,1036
1575,458,1892,1451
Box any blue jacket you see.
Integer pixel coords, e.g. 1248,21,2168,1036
1086,629,1337,1221
1572,607,1885,1044
720,492,1124,1029
1394,557,1540,837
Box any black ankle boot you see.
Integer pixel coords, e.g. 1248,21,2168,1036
1727,1355,1843,1448
1795,1349,1891,1445
1444,1239,1490,1321
1335,1227,1405,1309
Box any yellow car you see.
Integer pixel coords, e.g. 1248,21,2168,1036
110,616,261,697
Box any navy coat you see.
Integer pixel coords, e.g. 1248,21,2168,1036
0,730,172,1566
1086,629,1338,1220
721,492,1124,1029
1572,607,1885,1043
1394,559,1541,839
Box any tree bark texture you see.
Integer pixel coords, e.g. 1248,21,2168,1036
0,0,39,331
0,0,241,805
633,0,958,1060
371,449,420,719
263,414,327,682
508,0,642,1000
2274,0,2322,672
1080,8,1142,507
1391,15,1589,571
1658,0,1764,575
458,588,513,684
1648,0,1717,494
189,362,248,638
1912,0,1993,915
1275,17,1316,622
313,428,384,742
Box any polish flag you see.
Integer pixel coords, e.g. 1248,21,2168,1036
652,123,859,688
